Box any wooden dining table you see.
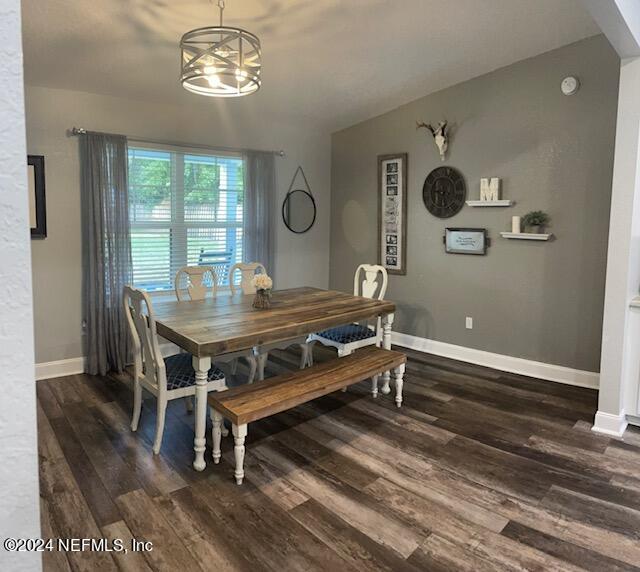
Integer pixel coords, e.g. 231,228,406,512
152,286,396,471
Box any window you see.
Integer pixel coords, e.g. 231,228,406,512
128,145,244,291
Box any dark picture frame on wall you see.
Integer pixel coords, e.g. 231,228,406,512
378,153,407,275
27,155,47,239
444,227,488,255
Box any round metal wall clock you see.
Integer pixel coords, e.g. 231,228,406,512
422,166,466,218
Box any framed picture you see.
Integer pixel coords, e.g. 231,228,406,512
27,155,47,239
378,153,407,275
444,228,488,255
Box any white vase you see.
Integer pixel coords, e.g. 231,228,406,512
511,216,521,233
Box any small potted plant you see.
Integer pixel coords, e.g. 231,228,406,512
252,274,273,310
522,210,550,234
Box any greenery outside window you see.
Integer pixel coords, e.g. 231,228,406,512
128,145,244,291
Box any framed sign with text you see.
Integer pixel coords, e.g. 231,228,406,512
378,153,407,275
444,228,488,255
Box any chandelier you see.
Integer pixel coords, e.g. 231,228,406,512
180,0,261,97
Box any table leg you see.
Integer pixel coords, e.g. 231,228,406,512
192,355,211,472
381,312,394,395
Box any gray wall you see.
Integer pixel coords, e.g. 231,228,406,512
329,35,619,373
26,86,331,364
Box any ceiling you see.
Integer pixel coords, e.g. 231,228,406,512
21,0,600,133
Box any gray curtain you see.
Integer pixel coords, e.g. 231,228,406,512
243,151,276,278
80,133,132,375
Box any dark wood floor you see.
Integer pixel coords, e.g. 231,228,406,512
37,345,640,572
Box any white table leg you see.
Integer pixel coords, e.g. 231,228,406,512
381,312,394,394
192,355,211,472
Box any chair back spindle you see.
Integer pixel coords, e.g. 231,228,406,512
354,264,388,300
123,286,166,392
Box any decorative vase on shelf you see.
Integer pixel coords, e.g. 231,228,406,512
527,225,542,234
253,289,271,310
251,273,274,310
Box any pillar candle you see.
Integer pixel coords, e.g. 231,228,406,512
511,216,521,234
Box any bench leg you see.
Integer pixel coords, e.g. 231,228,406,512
211,408,223,464
371,374,379,398
394,363,405,408
381,313,394,395
232,423,248,485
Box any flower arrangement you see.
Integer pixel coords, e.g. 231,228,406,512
252,274,273,292
252,273,273,310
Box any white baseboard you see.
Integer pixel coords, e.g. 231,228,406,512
36,335,600,391
391,332,600,389
34,341,180,382
592,410,628,437
35,357,85,381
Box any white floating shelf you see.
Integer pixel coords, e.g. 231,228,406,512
500,232,552,241
466,200,513,207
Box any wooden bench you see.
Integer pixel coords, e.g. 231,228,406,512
208,346,407,484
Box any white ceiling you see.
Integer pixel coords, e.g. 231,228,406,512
21,0,600,133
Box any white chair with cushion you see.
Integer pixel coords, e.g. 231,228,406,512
174,266,258,384
123,285,227,454
304,264,388,369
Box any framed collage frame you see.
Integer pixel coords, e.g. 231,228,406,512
378,153,407,275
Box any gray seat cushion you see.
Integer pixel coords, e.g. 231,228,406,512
316,324,376,345
164,353,225,390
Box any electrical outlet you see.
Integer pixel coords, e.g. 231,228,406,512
465,317,473,330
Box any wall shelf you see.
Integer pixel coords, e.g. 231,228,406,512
500,232,552,241
466,200,513,207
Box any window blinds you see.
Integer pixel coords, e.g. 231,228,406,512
128,145,245,291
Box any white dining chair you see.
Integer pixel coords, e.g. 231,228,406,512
174,266,258,384
228,262,267,294
123,285,227,454
229,262,308,379
304,264,388,367
174,265,217,301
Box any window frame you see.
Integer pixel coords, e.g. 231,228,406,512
128,141,245,294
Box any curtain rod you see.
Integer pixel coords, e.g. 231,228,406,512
69,127,285,157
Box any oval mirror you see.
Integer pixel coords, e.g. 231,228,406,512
282,189,316,234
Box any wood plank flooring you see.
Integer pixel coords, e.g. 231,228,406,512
37,345,640,571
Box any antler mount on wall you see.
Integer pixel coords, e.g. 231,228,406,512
417,120,449,162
